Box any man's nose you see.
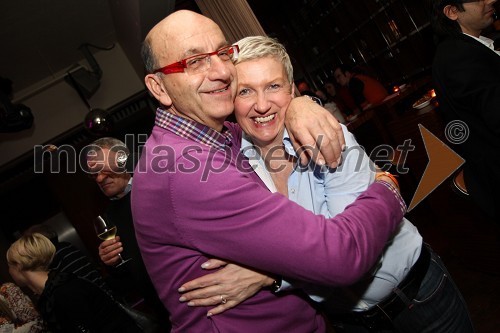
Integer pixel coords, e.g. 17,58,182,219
96,172,107,183
206,54,232,79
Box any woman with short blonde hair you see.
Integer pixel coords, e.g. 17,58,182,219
7,233,55,272
7,233,142,333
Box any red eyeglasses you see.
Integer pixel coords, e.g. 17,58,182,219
153,45,239,75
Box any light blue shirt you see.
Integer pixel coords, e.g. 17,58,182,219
241,125,422,311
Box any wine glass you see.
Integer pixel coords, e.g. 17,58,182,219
94,215,131,267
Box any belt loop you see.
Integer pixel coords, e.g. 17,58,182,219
392,287,412,306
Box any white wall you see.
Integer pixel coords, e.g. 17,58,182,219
0,43,145,167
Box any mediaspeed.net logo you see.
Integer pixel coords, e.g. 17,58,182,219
407,121,467,211
32,121,468,211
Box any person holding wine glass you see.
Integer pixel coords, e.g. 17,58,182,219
94,215,131,267
6,233,142,333
85,137,170,329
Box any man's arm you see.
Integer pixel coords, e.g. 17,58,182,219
176,136,390,315
285,96,345,168
133,138,405,320
178,161,403,284
142,151,403,282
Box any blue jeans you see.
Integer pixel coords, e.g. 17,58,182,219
330,245,474,333
391,245,474,332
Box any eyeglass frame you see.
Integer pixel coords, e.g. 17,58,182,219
152,45,239,75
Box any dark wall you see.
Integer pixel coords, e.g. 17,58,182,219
0,92,156,274
248,0,435,90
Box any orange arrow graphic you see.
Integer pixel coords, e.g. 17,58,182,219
408,125,465,211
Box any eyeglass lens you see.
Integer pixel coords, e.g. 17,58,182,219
184,46,237,74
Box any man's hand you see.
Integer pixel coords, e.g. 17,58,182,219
98,236,123,266
286,96,345,168
178,261,274,316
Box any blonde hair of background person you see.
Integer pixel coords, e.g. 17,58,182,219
7,233,55,274
7,233,141,333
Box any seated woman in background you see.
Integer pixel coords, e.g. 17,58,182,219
6,233,142,333
0,282,44,333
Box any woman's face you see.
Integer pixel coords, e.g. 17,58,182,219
234,56,293,149
8,263,26,287
325,83,336,97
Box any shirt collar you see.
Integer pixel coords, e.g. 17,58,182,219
463,33,500,56
240,131,294,193
110,177,133,201
155,107,233,150
240,129,296,158
240,128,337,178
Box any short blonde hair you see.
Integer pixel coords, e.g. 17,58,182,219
6,233,55,271
234,36,294,84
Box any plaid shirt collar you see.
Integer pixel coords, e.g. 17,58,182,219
155,107,233,150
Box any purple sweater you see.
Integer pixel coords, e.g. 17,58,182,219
131,121,404,332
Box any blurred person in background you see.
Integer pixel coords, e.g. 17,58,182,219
6,233,141,333
314,88,329,105
24,223,110,293
84,137,169,327
334,65,388,110
295,79,318,98
0,282,44,333
431,0,500,220
324,79,359,121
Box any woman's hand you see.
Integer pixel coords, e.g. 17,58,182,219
178,260,274,316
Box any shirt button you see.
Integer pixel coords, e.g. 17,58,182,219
290,188,296,194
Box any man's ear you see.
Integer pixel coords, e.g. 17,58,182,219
145,74,172,107
443,5,459,21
